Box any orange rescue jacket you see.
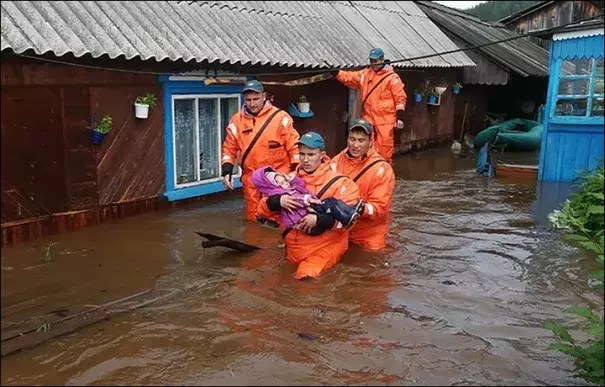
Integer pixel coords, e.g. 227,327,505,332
257,156,361,279
336,65,407,128
221,102,300,221
331,148,395,250
336,66,407,162
221,102,300,176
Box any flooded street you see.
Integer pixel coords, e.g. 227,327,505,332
1,147,600,386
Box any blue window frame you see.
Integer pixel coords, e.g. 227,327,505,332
160,76,243,201
551,57,604,123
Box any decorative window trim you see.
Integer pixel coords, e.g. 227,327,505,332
160,76,243,201
550,57,604,122
553,28,604,41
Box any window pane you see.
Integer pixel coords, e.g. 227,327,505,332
220,97,241,174
220,97,240,134
557,79,589,96
554,98,588,116
597,59,604,76
174,99,198,185
559,58,592,76
198,98,219,180
591,98,604,117
594,77,604,95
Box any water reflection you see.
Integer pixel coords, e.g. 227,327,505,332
1,148,597,386
531,180,577,227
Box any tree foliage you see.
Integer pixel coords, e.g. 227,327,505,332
464,1,543,22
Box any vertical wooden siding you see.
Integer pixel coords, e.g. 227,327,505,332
539,34,604,182
63,86,98,210
398,70,460,152
508,1,602,34
261,69,463,157
261,78,348,157
1,57,165,223
92,86,165,205
540,124,604,181
1,86,67,214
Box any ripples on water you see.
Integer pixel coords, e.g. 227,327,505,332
1,148,598,386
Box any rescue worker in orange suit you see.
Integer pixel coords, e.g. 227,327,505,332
221,80,300,223
331,119,395,251
334,48,407,164
257,132,361,280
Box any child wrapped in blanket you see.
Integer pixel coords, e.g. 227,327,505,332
251,166,364,235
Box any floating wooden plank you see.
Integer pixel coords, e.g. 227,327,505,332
1,280,211,358
195,232,261,253
494,163,538,179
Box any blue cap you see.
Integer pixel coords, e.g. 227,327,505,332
368,47,385,60
243,79,264,93
297,131,325,151
349,118,374,136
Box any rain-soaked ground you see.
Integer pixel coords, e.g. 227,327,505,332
1,147,602,386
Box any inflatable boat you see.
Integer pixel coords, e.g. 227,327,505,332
473,118,543,151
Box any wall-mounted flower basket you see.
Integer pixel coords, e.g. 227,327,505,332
289,103,314,118
412,80,430,104
296,95,310,113
452,83,462,95
90,114,112,145
289,95,313,118
427,87,446,106
90,130,105,145
134,93,157,119
427,92,438,105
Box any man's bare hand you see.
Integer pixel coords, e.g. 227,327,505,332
280,195,303,212
296,214,318,233
222,174,234,190
395,119,404,130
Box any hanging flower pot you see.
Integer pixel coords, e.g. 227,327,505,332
296,95,310,113
134,103,149,119
90,130,106,145
412,80,430,103
89,114,112,145
134,93,157,119
427,93,438,104
452,83,462,95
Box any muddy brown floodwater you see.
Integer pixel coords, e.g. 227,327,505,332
1,148,601,386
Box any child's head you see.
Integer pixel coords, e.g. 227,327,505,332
266,171,291,189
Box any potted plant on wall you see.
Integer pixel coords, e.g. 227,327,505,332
134,93,157,119
427,91,439,104
412,80,431,103
413,86,424,102
296,95,310,113
452,82,463,95
90,114,112,145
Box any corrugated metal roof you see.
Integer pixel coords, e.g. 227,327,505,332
447,35,510,85
1,0,475,69
416,1,550,78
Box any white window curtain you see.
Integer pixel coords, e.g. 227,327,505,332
172,95,240,187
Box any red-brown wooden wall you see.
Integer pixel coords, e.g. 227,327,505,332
1,56,463,246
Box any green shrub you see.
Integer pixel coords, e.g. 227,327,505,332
548,164,604,236
546,162,604,386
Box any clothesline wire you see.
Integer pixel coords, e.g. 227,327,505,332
12,14,603,80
